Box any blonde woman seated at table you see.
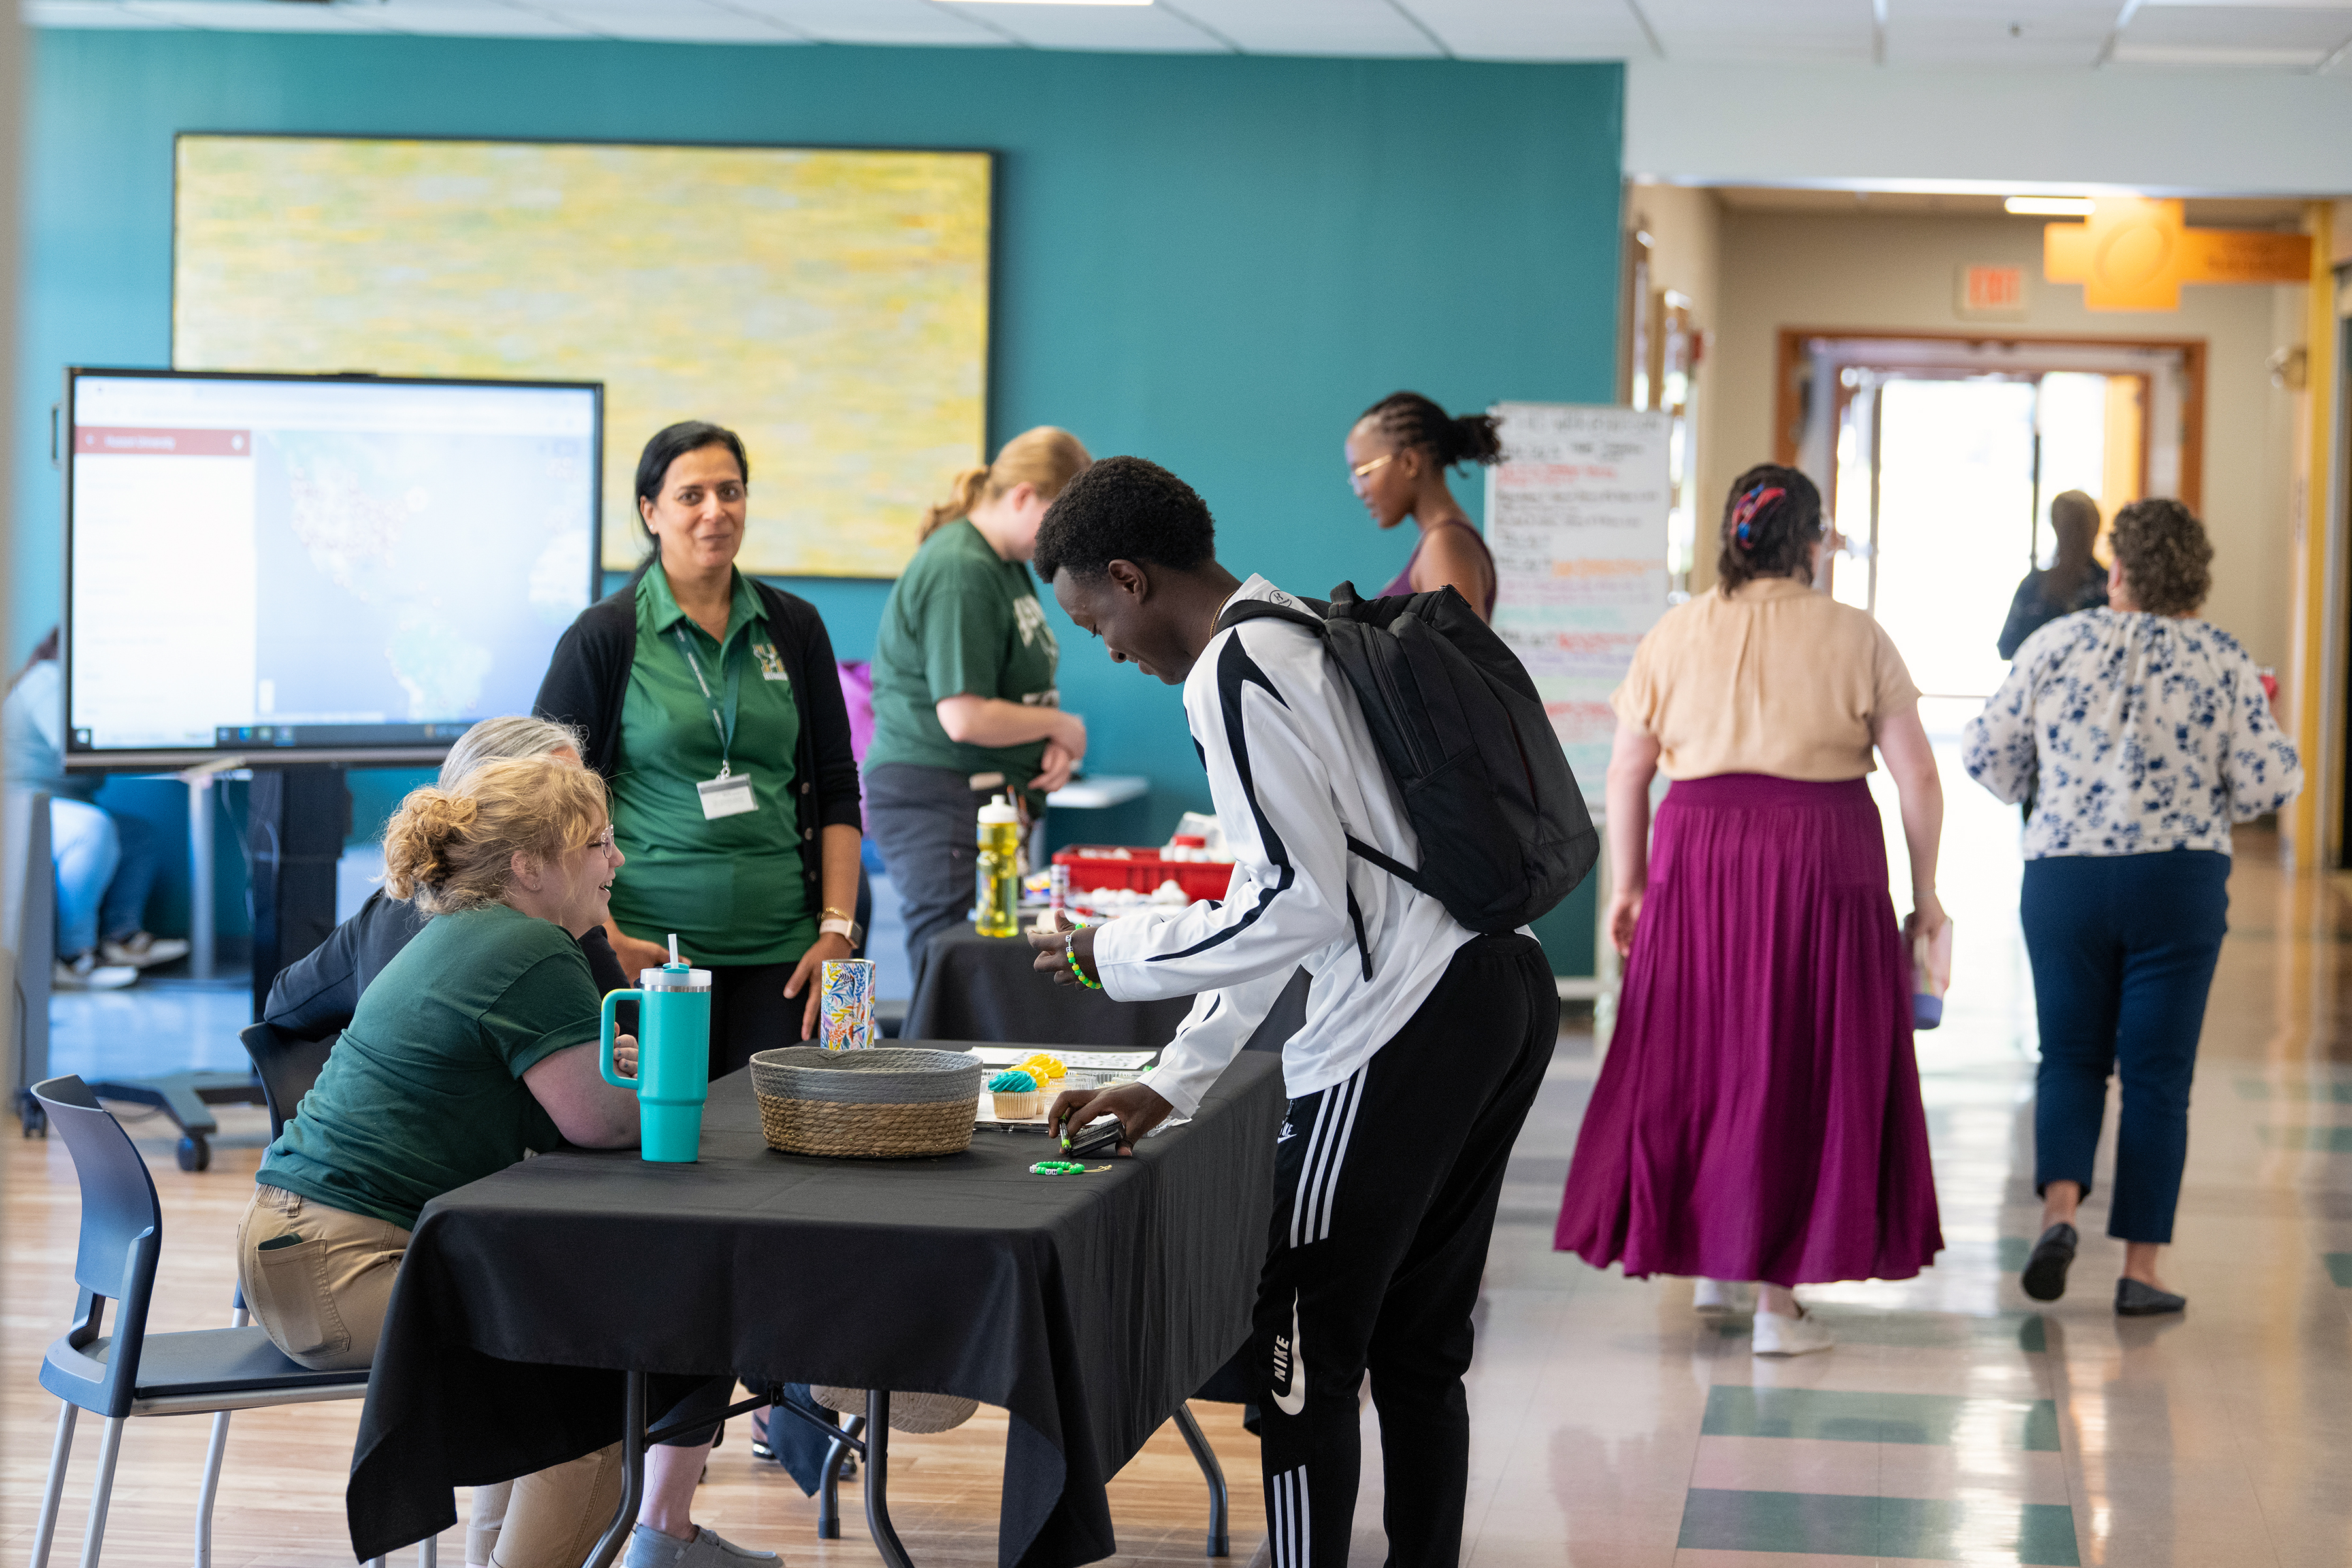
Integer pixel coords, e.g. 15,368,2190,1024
235,755,774,1568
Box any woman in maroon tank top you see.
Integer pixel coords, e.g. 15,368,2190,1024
1345,390,1505,619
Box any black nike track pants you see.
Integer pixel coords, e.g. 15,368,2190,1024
1252,932,1559,1568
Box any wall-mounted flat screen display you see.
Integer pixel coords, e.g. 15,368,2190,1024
66,368,600,757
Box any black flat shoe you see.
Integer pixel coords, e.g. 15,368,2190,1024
2021,1222,2078,1301
2115,1277,2187,1316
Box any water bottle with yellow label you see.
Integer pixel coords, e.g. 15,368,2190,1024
974,794,1021,938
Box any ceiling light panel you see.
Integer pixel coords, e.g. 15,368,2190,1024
1169,0,1443,56
1641,0,1872,62
930,0,1232,52
1402,0,1654,61
721,0,1008,45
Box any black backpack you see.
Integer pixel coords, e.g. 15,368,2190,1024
1215,581,1599,935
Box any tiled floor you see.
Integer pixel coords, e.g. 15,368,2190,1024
22,732,2352,1566
1371,732,2352,1567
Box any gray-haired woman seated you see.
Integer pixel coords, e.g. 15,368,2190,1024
263,716,629,1037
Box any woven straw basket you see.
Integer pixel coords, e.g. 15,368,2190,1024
748,1046,984,1159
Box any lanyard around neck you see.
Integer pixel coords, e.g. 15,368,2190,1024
670,623,743,776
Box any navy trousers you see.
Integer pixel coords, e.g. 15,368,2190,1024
2019,850,2229,1245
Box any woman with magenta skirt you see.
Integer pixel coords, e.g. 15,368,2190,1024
1554,465,1946,1355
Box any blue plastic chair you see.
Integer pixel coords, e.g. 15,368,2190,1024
27,1075,428,1568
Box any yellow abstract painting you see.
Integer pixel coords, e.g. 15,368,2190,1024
174,135,991,578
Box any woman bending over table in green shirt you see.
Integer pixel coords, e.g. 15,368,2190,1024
866,427,1092,966
536,421,864,1075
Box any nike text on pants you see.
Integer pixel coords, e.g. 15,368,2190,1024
1254,933,1560,1568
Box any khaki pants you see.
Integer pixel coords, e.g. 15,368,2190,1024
237,1186,624,1568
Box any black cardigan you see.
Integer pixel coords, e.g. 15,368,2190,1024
533,576,864,900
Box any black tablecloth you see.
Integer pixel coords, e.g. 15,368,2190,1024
906,924,1309,1052
347,1051,1287,1568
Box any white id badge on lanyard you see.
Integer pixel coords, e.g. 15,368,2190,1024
697,771,757,820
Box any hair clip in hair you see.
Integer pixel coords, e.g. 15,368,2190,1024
1731,484,1786,549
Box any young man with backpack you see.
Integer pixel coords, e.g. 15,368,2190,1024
1028,456,1569,1568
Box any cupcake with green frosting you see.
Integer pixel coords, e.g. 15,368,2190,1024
988,1069,1043,1119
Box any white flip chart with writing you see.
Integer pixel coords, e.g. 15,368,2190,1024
1483,402,1673,816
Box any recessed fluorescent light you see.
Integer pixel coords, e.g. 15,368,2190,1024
955,0,1152,5
2005,196,2099,217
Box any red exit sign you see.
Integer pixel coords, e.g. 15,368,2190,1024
1957,263,2027,318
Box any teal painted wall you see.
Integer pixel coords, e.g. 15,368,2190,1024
18,31,1620,971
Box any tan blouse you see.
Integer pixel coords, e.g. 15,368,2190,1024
1612,576,1920,781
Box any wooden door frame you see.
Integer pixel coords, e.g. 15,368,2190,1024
1772,327,2208,512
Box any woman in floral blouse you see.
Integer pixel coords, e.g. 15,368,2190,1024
1963,498,2301,1317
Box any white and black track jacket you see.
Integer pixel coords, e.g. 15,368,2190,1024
1092,576,1477,1117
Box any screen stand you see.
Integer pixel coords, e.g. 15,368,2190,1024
248,766,351,1022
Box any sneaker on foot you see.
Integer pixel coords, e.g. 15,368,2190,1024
54,953,137,990
100,932,189,969
1693,1279,1754,1313
1752,1306,1833,1356
620,1526,778,1568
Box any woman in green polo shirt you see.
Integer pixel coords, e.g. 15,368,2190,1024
536,421,864,1077
866,427,1092,966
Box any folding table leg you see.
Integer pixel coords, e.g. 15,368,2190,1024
76,1416,125,1568
583,1373,649,1568
862,1394,914,1568
420,1530,436,1567
814,1415,865,1541
195,1409,233,1568
29,1401,77,1568
1171,1404,1230,1558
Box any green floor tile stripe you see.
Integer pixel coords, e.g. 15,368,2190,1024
2236,1077,2352,1103
2258,1125,2352,1151
2325,1252,2352,1288
1678,1488,2080,1565
1701,1385,2061,1450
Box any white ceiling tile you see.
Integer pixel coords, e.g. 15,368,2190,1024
1641,0,1872,61
1173,0,1440,56
1403,0,1652,60
370,1,598,37
723,0,1005,46
930,0,1232,53
2138,0,2352,8
22,0,183,25
519,0,802,41
119,0,394,29
1885,8,2114,65
2115,0,2352,61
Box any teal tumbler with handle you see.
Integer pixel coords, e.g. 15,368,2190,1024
599,933,713,1163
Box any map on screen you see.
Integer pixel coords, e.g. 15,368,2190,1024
172,135,991,579
69,372,598,753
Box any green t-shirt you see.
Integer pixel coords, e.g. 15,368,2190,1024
606,563,816,967
255,905,603,1231
866,519,1060,786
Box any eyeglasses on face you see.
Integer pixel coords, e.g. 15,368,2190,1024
585,825,618,854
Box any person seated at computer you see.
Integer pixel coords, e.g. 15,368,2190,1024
1,628,189,989
536,419,864,1071
238,753,776,1568
264,715,629,1039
